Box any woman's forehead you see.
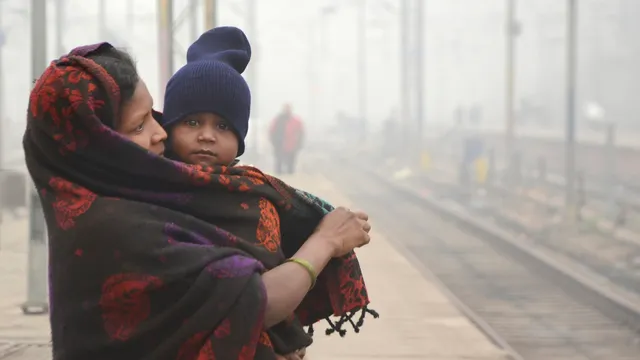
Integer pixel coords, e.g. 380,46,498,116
125,81,153,115
132,80,153,106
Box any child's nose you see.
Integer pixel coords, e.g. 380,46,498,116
198,130,216,142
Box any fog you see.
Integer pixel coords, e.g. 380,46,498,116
2,1,640,358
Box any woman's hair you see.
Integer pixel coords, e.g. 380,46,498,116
86,47,139,127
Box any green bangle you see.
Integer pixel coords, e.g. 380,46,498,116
286,257,317,289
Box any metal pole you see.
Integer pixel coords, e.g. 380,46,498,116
0,1,4,230
127,0,135,40
246,0,259,156
311,7,333,130
189,0,198,41
157,0,174,105
357,0,367,143
400,0,410,155
98,0,107,40
311,7,335,136
415,0,425,164
505,0,516,174
55,0,66,55
307,21,316,127
204,0,217,29
319,13,328,126
605,122,616,215
22,0,49,315
565,0,578,222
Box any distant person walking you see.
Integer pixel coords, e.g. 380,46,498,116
269,104,304,174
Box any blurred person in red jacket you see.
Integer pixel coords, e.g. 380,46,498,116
269,103,305,174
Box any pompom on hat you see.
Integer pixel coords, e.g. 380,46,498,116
162,26,252,156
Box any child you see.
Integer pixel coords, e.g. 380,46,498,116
160,26,307,360
161,26,251,167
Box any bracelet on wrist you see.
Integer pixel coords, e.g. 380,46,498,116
285,257,317,290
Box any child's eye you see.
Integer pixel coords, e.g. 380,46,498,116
217,122,229,131
185,119,199,127
134,122,145,134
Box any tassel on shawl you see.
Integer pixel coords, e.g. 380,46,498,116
304,306,380,338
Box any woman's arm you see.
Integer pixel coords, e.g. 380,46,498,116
261,207,371,328
261,233,334,328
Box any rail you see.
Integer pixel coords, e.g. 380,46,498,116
335,155,640,359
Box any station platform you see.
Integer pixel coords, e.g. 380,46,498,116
0,215,49,344
281,172,509,360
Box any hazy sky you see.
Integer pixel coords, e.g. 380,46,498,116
2,0,403,138
1,0,639,162
1,0,503,138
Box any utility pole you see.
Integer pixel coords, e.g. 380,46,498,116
246,0,259,156
157,0,174,105
55,0,66,55
307,21,316,128
414,0,425,163
317,7,335,136
399,0,410,154
204,0,217,29
98,0,107,40
307,7,333,131
127,0,135,40
22,0,49,315
0,1,5,229
189,0,199,41
565,0,578,222
505,0,517,176
357,0,367,144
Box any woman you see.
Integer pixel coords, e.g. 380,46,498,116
24,42,376,360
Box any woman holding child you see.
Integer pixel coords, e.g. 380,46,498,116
24,27,376,359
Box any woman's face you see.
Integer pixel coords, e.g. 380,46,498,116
169,113,239,167
116,80,167,156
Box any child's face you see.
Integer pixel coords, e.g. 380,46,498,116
170,113,238,167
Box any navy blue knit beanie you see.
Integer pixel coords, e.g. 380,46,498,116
162,26,252,156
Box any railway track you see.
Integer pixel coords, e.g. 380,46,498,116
325,157,640,360
390,159,640,301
